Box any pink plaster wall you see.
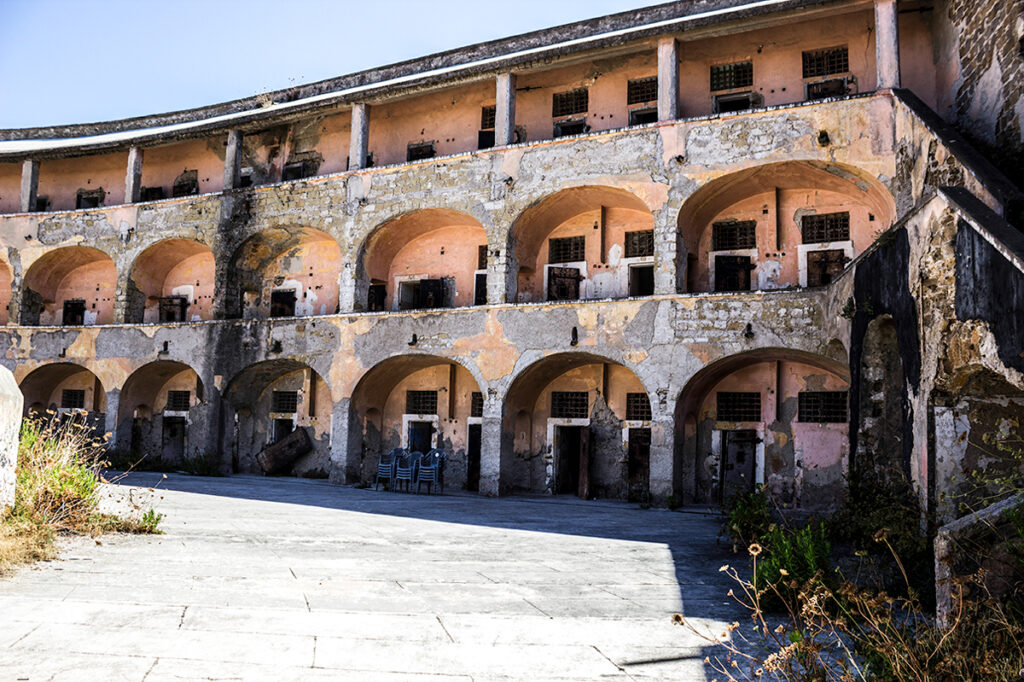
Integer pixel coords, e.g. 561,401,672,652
244,238,342,318
313,111,353,175
41,260,117,326
140,138,225,197
0,163,20,214
385,225,487,308
380,363,480,451
36,152,128,211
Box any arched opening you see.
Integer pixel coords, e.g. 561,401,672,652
676,349,850,508
116,361,204,469
0,259,11,325
19,363,107,435
359,209,488,311
222,360,331,476
21,246,116,326
511,186,655,303
126,239,215,323
856,315,907,484
677,161,895,293
503,352,652,500
227,227,342,319
350,355,483,491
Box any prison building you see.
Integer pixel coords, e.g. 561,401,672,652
1,0,1022,517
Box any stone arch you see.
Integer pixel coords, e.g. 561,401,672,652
355,209,489,312
349,353,485,490
676,161,896,292
676,348,850,508
18,363,107,434
125,239,215,323
855,315,907,484
21,246,117,326
502,351,653,500
116,361,205,468
225,227,342,320
509,186,655,303
222,359,332,477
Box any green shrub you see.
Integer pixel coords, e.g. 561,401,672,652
755,522,831,611
724,485,773,550
182,451,223,477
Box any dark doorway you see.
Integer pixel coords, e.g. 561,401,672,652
62,298,86,325
547,267,581,301
273,418,294,443
162,416,186,463
555,425,591,498
367,283,386,311
627,427,651,501
159,295,188,323
408,420,434,454
419,279,445,308
466,424,482,492
720,429,758,503
473,273,487,306
806,249,847,287
270,289,296,318
629,264,655,297
714,255,752,292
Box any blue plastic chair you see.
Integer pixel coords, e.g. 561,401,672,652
416,450,441,494
375,448,403,491
395,451,422,492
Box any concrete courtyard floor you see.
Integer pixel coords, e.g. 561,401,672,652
0,474,748,681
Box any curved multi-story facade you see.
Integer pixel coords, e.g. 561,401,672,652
2,0,1022,514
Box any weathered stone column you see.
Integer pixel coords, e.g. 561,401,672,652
349,104,370,170
478,402,504,496
19,159,39,213
487,246,511,305
653,206,680,295
495,73,517,147
648,414,676,502
657,37,680,122
329,397,361,484
125,146,144,203
874,0,901,89
223,130,243,190
103,390,120,451
0,366,22,513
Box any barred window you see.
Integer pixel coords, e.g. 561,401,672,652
626,392,652,421
477,244,488,270
552,88,588,117
406,390,438,415
717,392,761,422
551,391,589,419
166,391,190,411
480,105,496,130
549,235,586,263
624,230,655,258
802,47,849,79
627,76,658,105
712,221,757,251
61,389,85,409
801,212,850,244
710,61,753,92
471,392,484,418
407,142,435,162
798,391,848,423
272,391,298,413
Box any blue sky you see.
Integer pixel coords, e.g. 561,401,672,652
0,0,666,129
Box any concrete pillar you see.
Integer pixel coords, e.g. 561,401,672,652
653,206,680,295
125,146,144,203
478,402,504,496
874,0,901,89
495,73,517,147
19,159,39,213
657,37,680,122
104,390,120,451
223,130,243,190
349,104,370,170
649,415,676,502
329,398,361,484
0,366,22,513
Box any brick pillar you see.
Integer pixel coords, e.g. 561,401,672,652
19,159,39,213
223,130,243,190
349,104,370,170
478,401,504,496
495,73,517,146
657,37,680,122
874,0,901,89
125,146,143,203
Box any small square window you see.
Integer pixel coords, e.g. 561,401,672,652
166,390,191,412
717,392,761,422
712,221,757,251
624,230,654,258
551,391,589,419
470,392,484,418
477,244,489,270
802,47,849,79
710,61,753,92
798,391,848,423
801,212,850,244
627,77,658,105
272,391,298,413
552,88,588,117
628,108,658,126
406,390,438,415
549,236,585,263
407,142,435,162
480,105,496,130
61,389,85,410
626,393,652,421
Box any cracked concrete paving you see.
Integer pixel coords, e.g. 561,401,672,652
0,474,745,681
